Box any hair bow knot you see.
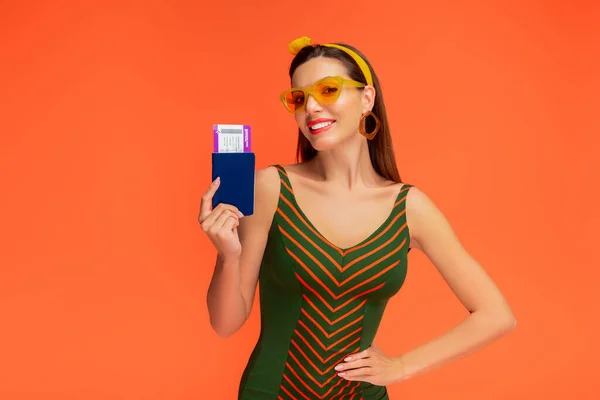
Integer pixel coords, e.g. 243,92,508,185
288,36,312,55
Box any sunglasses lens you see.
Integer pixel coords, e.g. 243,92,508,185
282,78,344,112
314,79,341,103
284,90,306,112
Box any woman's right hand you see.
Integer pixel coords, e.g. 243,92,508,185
198,177,244,261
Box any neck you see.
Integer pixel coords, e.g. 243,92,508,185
309,135,381,190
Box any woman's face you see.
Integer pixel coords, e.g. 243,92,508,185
290,57,375,152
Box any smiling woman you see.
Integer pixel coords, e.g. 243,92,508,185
199,36,516,399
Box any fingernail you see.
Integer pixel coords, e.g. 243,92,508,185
344,357,351,362
335,365,342,370
214,177,220,184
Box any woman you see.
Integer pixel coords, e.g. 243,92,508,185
199,36,516,399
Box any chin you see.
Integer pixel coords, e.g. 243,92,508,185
306,128,359,152
305,133,344,152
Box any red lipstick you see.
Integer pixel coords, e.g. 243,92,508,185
307,118,336,135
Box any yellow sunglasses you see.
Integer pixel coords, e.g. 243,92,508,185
280,76,365,113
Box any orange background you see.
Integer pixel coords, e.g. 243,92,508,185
1,1,598,399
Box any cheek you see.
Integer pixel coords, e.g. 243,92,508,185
331,96,362,127
339,89,363,111
295,113,309,135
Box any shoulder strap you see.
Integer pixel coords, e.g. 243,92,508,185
271,164,296,199
397,183,414,252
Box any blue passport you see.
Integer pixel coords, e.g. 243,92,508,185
211,152,255,216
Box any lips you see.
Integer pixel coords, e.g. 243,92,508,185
307,118,336,133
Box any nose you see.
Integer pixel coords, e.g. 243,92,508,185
304,94,323,115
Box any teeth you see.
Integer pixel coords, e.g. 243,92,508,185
310,121,333,130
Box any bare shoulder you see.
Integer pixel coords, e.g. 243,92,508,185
251,166,281,219
404,186,450,251
406,186,460,252
404,185,435,217
255,165,281,192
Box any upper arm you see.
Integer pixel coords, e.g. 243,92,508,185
236,166,280,316
406,187,515,325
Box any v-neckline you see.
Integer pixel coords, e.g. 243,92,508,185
278,165,405,253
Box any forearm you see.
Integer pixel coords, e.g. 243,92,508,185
206,255,248,338
395,310,516,381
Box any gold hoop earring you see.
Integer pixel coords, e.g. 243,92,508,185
359,111,380,140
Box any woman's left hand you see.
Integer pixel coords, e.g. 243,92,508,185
334,343,406,386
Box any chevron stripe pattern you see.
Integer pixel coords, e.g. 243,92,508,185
271,165,412,400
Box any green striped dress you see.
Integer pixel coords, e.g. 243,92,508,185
238,164,413,399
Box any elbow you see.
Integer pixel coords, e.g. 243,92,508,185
493,309,517,334
473,307,517,334
209,313,245,339
499,304,517,331
212,325,237,339
215,328,236,339
503,315,517,332
206,298,249,339
210,320,238,339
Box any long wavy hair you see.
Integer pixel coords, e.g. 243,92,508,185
288,44,403,183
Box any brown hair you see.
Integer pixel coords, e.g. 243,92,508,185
288,43,403,183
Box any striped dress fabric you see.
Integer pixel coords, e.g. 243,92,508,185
238,165,413,400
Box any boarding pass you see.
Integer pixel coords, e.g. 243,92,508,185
213,124,251,153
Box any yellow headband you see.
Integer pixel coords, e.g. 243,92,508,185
288,36,374,87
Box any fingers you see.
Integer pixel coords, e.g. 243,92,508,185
335,357,370,373
344,347,370,362
199,177,221,222
210,210,239,234
207,209,240,235
338,366,372,380
335,347,372,378
219,213,240,235
337,354,373,380
200,203,243,231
